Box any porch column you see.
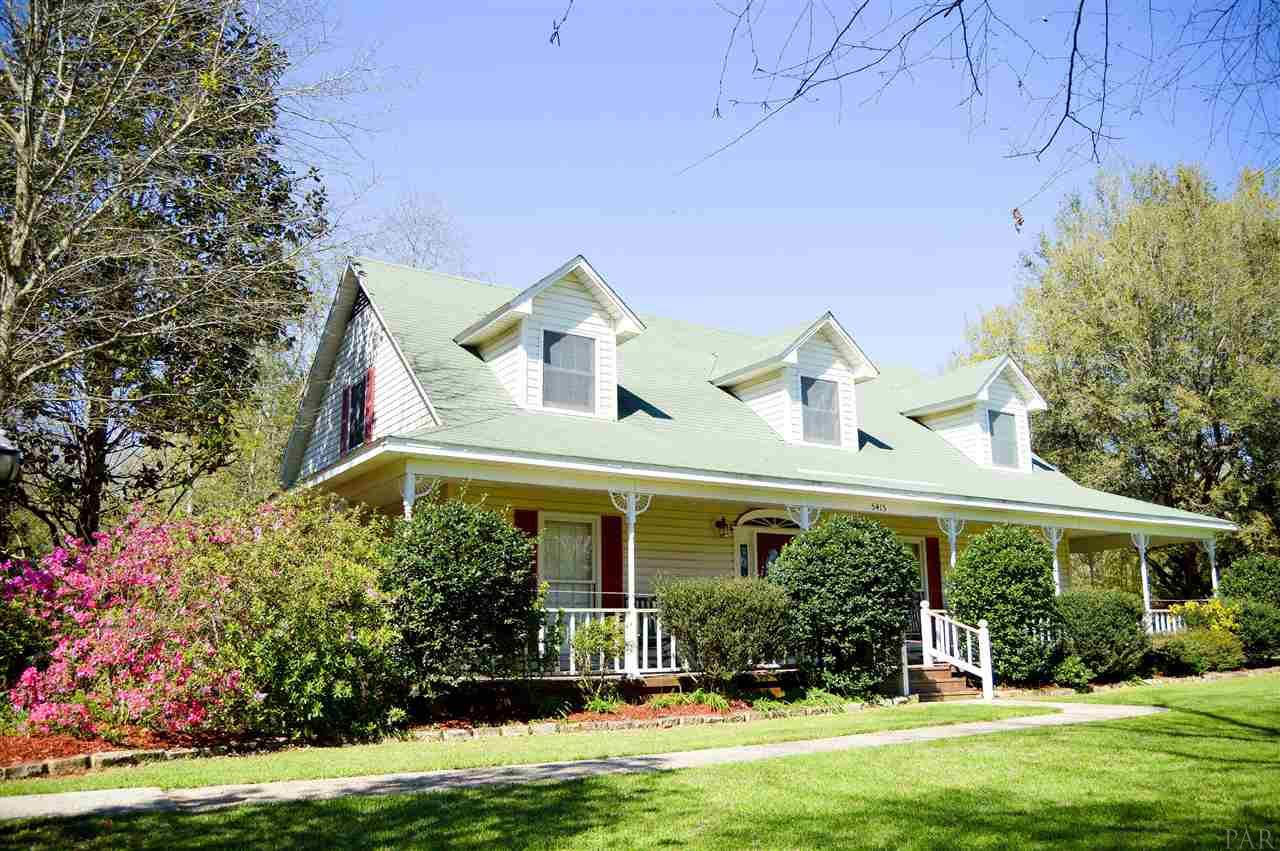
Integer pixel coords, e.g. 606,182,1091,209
401,471,417,520
609,490,652,676
400,472,438,521
937,514,966,571
785,504,821,530
1041,526,1064,595
1131,532,1153,632
1204,538,1219,596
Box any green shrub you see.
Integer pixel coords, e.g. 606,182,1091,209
769,516,918,697
688,688,730,711
1152,628,1246,675
1051,655,1095,692
571,617,627,703
1055,590,1150,680
1232,599,1280,661
380,498,550,699
1219,554,1280,607
189,493,402,741
583,696,623,714
947,525,1062,684
0,587,47,689
654,577,789,689
646,692,687,711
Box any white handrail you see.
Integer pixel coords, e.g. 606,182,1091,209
1147,609,1185,635
920,601,994,701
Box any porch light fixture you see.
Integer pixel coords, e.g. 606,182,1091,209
0,430,19,486
714,516,733,538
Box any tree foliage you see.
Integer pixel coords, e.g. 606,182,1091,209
768,516,917,697
0,0,340,547
959,166,1280,595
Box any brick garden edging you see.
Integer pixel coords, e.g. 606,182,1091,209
996,663,1280,699
0,696,917,781
410,696,914,742
1,746,220,781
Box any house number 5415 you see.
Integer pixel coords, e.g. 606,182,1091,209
869,503,888,513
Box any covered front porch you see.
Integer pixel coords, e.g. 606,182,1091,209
323,453,1229,688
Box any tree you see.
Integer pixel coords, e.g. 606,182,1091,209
359,190,469,274
553,3,1280,176
0,0,358,544
959,165,1280,595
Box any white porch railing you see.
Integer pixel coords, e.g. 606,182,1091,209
920,601,994,701
541,609,628,675
540,607,682,675
1147,609,1186,635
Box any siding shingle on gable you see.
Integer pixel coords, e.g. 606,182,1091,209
299,289,433,477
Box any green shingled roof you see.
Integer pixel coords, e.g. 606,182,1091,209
336,257,1226,529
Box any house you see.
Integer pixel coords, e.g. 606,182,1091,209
282,255,1234,686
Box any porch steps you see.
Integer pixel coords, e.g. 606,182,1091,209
908,664,982,702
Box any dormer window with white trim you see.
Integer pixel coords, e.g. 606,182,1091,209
801,377,840,445
899,355,1046,474
988,409,1018,468
542,330,595,412
453,255,645,421
714,312,879,450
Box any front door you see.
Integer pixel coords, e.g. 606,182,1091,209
756,533,794,579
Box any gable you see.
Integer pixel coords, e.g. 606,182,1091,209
294,286,436,481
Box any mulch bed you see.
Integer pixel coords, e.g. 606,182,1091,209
564,700,751,724
0,733,126,768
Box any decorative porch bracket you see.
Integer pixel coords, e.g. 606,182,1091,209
401,472,440,520
936,514,966,571
1041,526,1064,596
1202,538,1219,595
609,490,653,676
784,504,822,530
1131,532,1153,632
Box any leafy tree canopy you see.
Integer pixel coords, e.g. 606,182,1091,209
959,165,1280,595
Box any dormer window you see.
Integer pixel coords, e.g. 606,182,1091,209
801,377,841,445
988,410,1018,468
543,330,595,413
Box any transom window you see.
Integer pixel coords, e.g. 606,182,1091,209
541,519,596,608
801,376,840,445
542,331,595,412
988,409,1018,468
345,375,367,452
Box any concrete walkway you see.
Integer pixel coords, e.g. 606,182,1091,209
0,700,1162,823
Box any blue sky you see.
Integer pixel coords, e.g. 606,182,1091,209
323,2,1249,373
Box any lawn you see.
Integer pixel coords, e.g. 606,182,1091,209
0,701,1045,797
3,673,1276,849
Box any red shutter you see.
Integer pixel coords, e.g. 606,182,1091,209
363,367,376,442
339,385,351,455
513,509,539,588
601,515,624,608
925,537,944,609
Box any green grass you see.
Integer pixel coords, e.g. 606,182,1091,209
4,674,1276,849
0,701,1045,797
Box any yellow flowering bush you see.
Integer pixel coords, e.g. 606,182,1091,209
1170,599,1239,634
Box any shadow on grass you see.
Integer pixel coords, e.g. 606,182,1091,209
2,771,1272,851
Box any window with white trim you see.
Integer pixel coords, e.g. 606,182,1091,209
801,376,840,444
542,331,595,412
988,409,1018,468
541,519,596,608
345,375,367,452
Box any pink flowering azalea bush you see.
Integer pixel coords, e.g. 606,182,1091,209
3,493,399,743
